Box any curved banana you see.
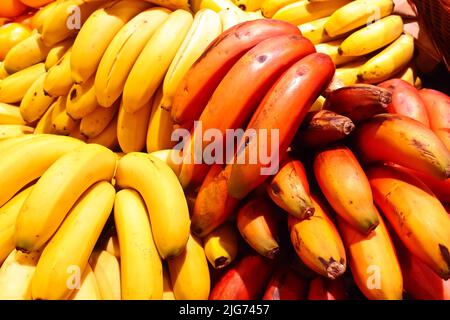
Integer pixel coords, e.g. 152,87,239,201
114,189,163,300
51,96,79,135
167,234,210,300
0,125,34,140
218,8,241,31
200,0,242,14
0,62,9,80
260,0,298,18
34,102,56,134
43,48,74,97
122,9,194,113
115,152,190,259
69,125,88,142
31,181,115,300
315,40,359,66
68,264,102,300
45,38,73,70
0,103,25,125
95,7,170,107
117,100,152,153
80,102,118,138
144,0,189,10
0,134,36,154
20,73,56,123
66,76,99,119
89,250,121,300
31,1,57,33
148,148,183,176
101,234,120,259
15,144,117,252
86,115,119,150
299,17,335,45
203,222,238,269
334,59,365,86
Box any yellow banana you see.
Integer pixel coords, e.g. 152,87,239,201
358,34,414,83
0,62,9,80
45,38,73,70
299,16,341,45
0,125,34,140
144,0,189,10
122,10,194,113
101,233,120,259
168,234,211,300
95,7,170,108
272,0,352,25
69,124,88,142
20,73,56,123
66,76,99,119
162,265,175,300
0,186,33,264
0,134,36,154
233,0,264,11
86,115,119,150
43,49,74,97
310,95,326,112
80,102,118,138
339,15,403,56
115,152,190,259
315,40,358,66
71,0,150,84
15,144,116,252
148,148,183,176
51,96,79,135
89,250,121,300
414,76,422,89
0,63,46,104
117,100,152,153
203,222,239,269
325,0,394,37
161,9,222,110
34,102,56,134
397,64,415,85
218,9,241,31
0,250,40,300
334,59,366,86
114,189,163,300
261,0,298,18
31,182,115,300
200,0,242,14
32,1,58,33
146,87,176,153
0,103,25,125
69,264,102,300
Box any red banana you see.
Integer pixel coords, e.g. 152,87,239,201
307,277,347,300
262,264,308,300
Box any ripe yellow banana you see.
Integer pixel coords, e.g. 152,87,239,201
334,59,366,86
32,1,57,34
0,62,9,80
0,63,46,104
34,103,56,134
218,8,241,31
89,250,121,300
144,0,189,10
101,233,120,259
15,144,117,252
80,102,118,138
69,125,88,142
0,125,34,140
66,76,99,119
71,0,150,84
168,234,211,299
272,0,352,25
161,9,222,111
50,96,79,135
0,186,33,264
86,115,119,150
298,17,335,44
41,0,102,47
358,34,414,83
69,264,102,300
0,103,25,125
397,64,415,85
45,38,73,70
148,148,183,176
0,135,37,154
325,0,394,37
20,73,56,123
203,222,239,269
31,181,115,300
115,152,190,259
117,100,152,153
95,7,170,108
162,265,175,300
233,0,264,11
260,0,297,18
43,49,74,97
338,15,403,56
315,40,358,66
122,9,194,113
114,189,163,300
200,0,242,14
146,87,176,153
0,250,40,300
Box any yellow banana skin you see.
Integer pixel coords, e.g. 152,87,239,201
218,9,241,31
200,0,242,14
143,0,189,11
20,73,56,123
31,181,115,300
334,59,365,86
50,96,78,135
148,148,183,176
86,115,119,150
203,222,238,269
15,144,117,252
0,103,26,125
44,49,74,97
95,7,170,108
0,135,36,154
80,102,118,138
0,63,46,104
32,1,58,34
168,234,211,300
71,0,150,84
0,134,83,207
315,40,358,66
69,125,88,142
0,62,9,80
260,0,298,18
161,8,222,110
0,250,40,300
114,189,163,300
299,17,335,45
0,186,33,264
338,15,403,56
122,9,194,113
45,38,73,70
272,0,352,25
358,34,414,84
325,0,394,37
34,103,56,134
0,125,34,140
115,152,190,259
66,76,99,119
89,250,121,300
233,0,264,11
69,264,102,300
117,100,152,153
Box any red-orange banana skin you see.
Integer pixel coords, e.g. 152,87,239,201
171,19,301,129
179,35,315,187
191,165,239,238
353,114,450,180
209,254,275,300
368,164,450,279
379,79,430,127
337,211,403,300
227,53,335,199
262,265,308,300
307,277,347,300
420,88,450,150
266,156,314,219
323,84,391,123
313,145,379,234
